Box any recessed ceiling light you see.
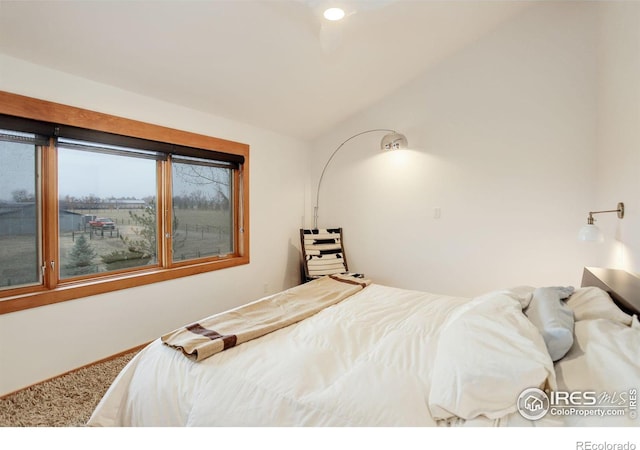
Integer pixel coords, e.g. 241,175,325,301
323,7,345,21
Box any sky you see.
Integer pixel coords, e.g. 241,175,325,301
1,142,228,202
0,143,157,201
57,148,157,199
0,142,37,201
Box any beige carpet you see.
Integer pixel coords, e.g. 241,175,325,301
0,351,137,427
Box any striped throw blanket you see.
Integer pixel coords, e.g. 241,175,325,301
161,274,371,361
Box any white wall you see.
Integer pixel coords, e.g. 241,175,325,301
595,2,640,274
0,55,309,395
310,2,601,296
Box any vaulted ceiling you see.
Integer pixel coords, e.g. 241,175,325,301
0,0,533,140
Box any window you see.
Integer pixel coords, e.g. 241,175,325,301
0,130,43,289
0,91,249,314
171,156,234,262
57,139,160,278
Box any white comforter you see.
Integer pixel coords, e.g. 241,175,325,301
553,316,640,427
89,284,557,426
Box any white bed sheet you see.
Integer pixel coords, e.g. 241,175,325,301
87,283,637,427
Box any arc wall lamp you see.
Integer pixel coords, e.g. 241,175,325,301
578,202,624,242
313,129,408,229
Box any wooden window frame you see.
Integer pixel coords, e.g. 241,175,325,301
0,91,250,315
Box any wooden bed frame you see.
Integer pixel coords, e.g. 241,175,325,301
581,266,640,316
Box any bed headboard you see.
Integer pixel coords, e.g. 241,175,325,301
581,267,640,316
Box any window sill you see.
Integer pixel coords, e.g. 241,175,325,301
0,254,249,315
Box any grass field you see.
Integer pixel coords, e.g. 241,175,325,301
1,208,233,287
0,235,40,287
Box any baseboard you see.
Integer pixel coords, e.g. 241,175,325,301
0,341,149,400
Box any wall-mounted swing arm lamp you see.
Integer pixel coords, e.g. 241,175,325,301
313,129,408,229
577,202,624,242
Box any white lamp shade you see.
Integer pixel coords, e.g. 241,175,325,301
380,132,408,150
578,224,604,242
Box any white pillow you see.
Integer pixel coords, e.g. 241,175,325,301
566,287,632,325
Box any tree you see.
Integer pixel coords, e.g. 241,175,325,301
173,165,231,210
66,234,97,275
121,200,186,260
122,203,158,259
11,189,35,203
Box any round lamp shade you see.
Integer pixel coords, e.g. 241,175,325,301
380,132,408,150
578,224,604,242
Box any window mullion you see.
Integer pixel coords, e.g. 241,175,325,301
158,158,172,267
42,138,59,289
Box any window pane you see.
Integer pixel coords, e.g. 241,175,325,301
0,137,40,290
58,146,158,278
172,158,233,262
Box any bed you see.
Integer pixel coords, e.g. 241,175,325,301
87,267,640,427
